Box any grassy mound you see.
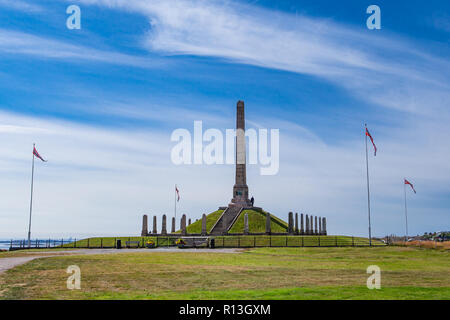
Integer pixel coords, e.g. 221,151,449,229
185,209,224,233
228,209,288,233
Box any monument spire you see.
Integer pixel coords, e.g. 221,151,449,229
231,100,250,207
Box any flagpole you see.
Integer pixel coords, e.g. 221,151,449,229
365,124,372,246
174,184,177,222
404,181,408,242
27,143,35,248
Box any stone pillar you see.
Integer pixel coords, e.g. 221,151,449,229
153,215,157,234
300,213,304,235
310,216,313,235
231,101,250,206
171,217,175,233
314,216,318,235
188,218,191,225
323,217,327,235
319,216,322,235
141,214,148,236
305,215,310,235
295,212,299,235
288,212,294,234
244,213,249,235
201,214,207,236
265,211,271,234
181,214,187,235
161,214,167,235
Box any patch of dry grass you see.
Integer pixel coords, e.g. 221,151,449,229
394,241,450,250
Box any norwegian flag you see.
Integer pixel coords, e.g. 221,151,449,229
404,179,416,193
33,146,47,162
365,127,377,156
175,185,180,202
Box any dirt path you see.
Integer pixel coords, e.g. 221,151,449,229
0,248,242,274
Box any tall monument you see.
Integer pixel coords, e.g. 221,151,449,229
230,100,252,207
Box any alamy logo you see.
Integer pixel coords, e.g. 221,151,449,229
366,5,381,30
366,265,381,289
66,5,81,30
66,265,81,290
171,121,279,175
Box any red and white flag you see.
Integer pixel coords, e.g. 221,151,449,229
175,185,180,202
33,146,47,162
404,179,416,193
365,127,377,156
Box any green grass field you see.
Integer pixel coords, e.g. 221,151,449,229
0,246,448,300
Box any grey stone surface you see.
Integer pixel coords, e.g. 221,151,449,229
201,213,207,236
153,215,157,234
141,214,148,236
161,214,167,235
314,216,318,235
181,214,187,235
305,214,310,234
265,211,271,234
188,218,191,225
300,213,304,235
231,101,251,207
171,217,175,233
310,216,313,235
288,212,294,234
319,216,322,235
244,212,249,234
323,217,327,235
295,212,299,235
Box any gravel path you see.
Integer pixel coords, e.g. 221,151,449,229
0,248,242,274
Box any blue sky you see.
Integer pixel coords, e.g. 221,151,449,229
0,0,449,238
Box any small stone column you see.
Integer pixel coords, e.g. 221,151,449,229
171,217,175,233
319,216,322,235
288,212,294,234
265,211,271,234
188,218,191,225
181,214,187,235
305,215,310,235
300,213,304,235
323,217,327,235
141,214,148,236
244,213,249,235
295,212,299,235
161,214,167,235
201,214,207,236
153,215,157,234
314,216,318,235
310,216,313,235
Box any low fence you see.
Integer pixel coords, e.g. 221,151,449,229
8,239,74,250
7,235,384,250
212,235,384,247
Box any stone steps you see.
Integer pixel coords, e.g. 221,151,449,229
210,206,242,235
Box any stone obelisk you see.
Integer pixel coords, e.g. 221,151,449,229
231,100,251,207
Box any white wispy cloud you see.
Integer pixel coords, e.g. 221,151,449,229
0,0,44,13
75,0,450,117
0,29,165,68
